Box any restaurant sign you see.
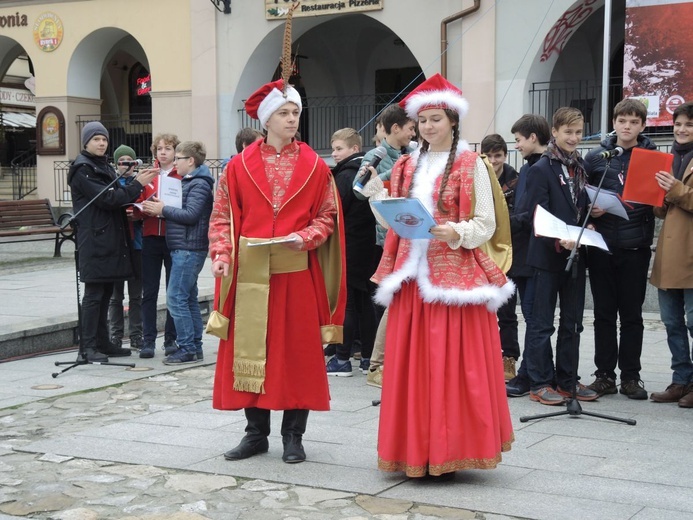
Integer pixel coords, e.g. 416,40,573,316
0,87,35,108
266,0,383,20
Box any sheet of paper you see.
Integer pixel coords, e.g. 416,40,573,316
585,185,629,220
247,237,298,247
158,175,182,209
533,205,609,251
370,198,436,239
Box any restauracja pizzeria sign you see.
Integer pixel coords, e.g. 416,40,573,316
266,0,383,19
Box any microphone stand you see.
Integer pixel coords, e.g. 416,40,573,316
53,168,136,377
520,153,635,425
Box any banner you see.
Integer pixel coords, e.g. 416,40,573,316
265,0,383,20
623,0,693,126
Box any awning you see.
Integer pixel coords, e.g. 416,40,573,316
0,112,36,128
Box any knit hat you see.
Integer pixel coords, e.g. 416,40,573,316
113,144,137,165
399,73,469,120
81,121,109,148
245,79,302,130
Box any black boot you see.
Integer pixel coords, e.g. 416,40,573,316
97,340,132,357
281,409,309,463
224,407,271,461
82,348,109,363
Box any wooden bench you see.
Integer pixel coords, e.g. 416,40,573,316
0,199,75,257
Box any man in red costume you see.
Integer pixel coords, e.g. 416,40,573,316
209,79,346,464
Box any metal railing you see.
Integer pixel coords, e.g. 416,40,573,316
10,145,37,200
239,92,405,153
54,158,228,205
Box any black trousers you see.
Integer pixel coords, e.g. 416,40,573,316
587,247,651,382
336,285,377,360
82,282,114,351
497,286,520,360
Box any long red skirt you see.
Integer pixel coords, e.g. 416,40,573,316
377,282,514,477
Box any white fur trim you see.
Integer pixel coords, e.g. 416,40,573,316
257,85,302,129
404,89,469,120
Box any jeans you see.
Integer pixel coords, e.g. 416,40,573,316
525,261,586,391
587,247,651,381
108,249,143,340
166,249,207,353
142,236,176,345
515,275,535,381
658,288,693,385
82,282,114,351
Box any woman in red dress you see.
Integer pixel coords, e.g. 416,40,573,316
362,74,515,478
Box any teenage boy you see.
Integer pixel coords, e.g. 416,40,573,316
142,141,214,364
137,134,181,358
522,107,599,405
505,114,551,398
108,144,144,352
354,104,416,388
649,101,693,408
481,134,519,380
209,79,346,464
327,128,376,377
585,99,656,400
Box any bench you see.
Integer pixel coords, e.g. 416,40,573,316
0,199,75,257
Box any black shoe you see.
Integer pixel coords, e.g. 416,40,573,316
82,348,109,363
282,435,306,463
130,336,144,351
620,379,648,400
588,375,617,396
139,345,155,359
506,376,530,397
223,436,269,461
164,338,178,356
97,343,132,357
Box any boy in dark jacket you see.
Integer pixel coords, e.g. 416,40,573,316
584,99,655,400
68,122,157,362
142,141,214,364
326,128,376,377
522,107,599,405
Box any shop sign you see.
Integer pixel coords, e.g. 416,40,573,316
137,75,152,96
0,12,28,28
266,0,383,20
0,87,35,108
33,12,63,52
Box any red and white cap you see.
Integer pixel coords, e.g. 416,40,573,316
399,73,469,120
245,79,302,129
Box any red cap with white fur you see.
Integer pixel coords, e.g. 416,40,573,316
245,79,302,130
399,73,469,120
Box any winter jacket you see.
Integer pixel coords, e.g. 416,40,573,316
584,134,657,249
161,164,214,251
67,151,144,283
508,153,541,278
333,152,376,290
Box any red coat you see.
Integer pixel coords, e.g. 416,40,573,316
210,140,346,411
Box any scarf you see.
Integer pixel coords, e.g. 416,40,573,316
543,139,587,207
672,140,693,181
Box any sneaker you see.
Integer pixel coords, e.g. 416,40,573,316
323,344,336,357
529,386,566,406
359,358,370,374
164,339,178,356
163,349,198,365
130,336,144,351
620,379,648,400
110,336,123,350
588,375,617,396
506,375,530,397
196,349,204,361
366,366,383,388
502,356,516,381
139,344,155,359
557,383,599,401
326,356,353,377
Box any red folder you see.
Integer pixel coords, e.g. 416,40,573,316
622,148,673,207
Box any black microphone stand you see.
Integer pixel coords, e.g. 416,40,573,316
520,153,635,425
53,168,136,377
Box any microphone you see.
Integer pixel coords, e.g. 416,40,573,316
597,147,624,160
353,146,388,194
118,159,144,168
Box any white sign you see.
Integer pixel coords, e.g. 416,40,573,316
0,87,35,108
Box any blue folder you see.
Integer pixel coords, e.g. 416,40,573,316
370,198,436,239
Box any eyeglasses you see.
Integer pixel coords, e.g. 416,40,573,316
173,156,191,161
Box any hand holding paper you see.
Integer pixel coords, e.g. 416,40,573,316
533,205,609,251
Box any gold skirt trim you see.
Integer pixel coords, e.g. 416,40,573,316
378,436,514,478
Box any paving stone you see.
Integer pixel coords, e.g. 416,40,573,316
165,474,237,494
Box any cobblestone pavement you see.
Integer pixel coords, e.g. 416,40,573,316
0,364,504,520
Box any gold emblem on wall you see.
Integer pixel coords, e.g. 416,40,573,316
33,12,64,52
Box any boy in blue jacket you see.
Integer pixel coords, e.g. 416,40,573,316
142,141,214,364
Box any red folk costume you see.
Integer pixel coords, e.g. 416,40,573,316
364,74,515,477
210,132,346,412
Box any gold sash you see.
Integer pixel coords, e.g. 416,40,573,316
233,237,308,393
